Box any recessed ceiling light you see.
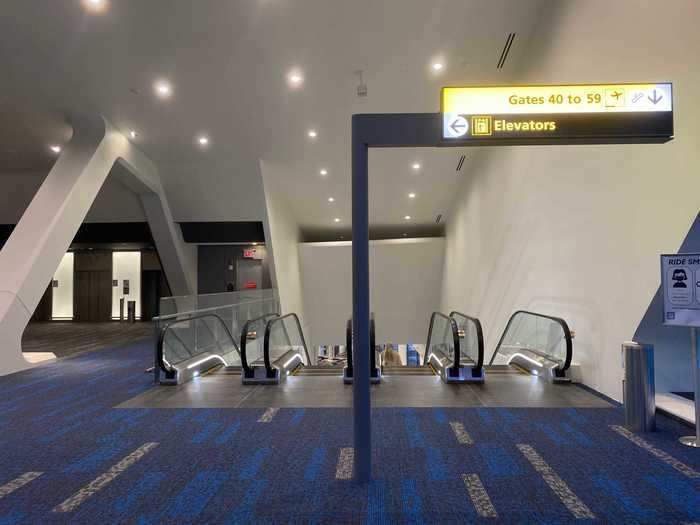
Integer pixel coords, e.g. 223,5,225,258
49,145,61,154
319,168,328,176
334,217,341,223
408,192,416,199
82,0,108,12
431,62,444,72
129,130,138,139
404,215,412,220
412,163,421,170
154,80,172,99
328,197,335,203
252,242,258,246
287,70,304,88
308,129,318,139
197,135,210,147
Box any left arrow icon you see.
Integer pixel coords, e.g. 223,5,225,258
447,115,468,137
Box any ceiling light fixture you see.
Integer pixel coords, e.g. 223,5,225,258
408,192,416,199
49,145,61,154
82,0,108,13
129,130,138,139
404,215,412,220
319,168,328,176
328,197,335,203
431,62,444,72
287,70,304,88
197,135,210,147
334,218,341,223
412,163,421,171
307,129,318,139
154,80,172,99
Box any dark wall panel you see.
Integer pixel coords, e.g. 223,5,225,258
197,245,272,294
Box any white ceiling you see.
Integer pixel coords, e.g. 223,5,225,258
0,0,552,238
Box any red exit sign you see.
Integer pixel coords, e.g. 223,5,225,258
243,249,256,258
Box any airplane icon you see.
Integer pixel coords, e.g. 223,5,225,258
605,88,626,107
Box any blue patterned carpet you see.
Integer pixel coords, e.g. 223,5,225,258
1,341,699,524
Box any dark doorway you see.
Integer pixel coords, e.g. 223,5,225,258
142,270,165,321
236,258,263,290
31,282,53,322
74,251,112,322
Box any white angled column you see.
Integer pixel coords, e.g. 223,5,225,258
0,115,195,376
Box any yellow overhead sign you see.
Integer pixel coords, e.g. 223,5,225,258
442,83,672,115
440,83,673,143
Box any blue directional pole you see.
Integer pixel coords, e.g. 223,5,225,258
351,113,441,483
351,116,371,483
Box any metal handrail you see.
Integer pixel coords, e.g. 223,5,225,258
240,312,280,376
152,297,278,322
156,313,241,377
263,313,311,377
488,310,573,372
449,311,485,372
424,311,460,373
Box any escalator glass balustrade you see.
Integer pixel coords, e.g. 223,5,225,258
489,310,572,383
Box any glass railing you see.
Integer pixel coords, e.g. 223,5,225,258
263,313,311,376
488,310,572,375
449,311,484,372
159,289,279,322
241,313,280,378
345,313,378,380
424,312,460,372
156,313,240,384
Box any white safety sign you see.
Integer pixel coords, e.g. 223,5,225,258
661,253,700,327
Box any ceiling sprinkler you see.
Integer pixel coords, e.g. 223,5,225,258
355,70,367,98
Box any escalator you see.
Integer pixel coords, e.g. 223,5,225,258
343,313,381,384
156,312,242,385
421,311,485,383
488,310,573,383
242,312,313,384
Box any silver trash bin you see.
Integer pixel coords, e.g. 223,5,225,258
622,341,655,432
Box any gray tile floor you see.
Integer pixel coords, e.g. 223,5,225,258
23,321,154,358
118,367,611,409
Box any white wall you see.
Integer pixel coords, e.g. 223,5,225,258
261,161,307,330
300,238,445,348
441,0,700,401
112,251,141,319
51,252,73,320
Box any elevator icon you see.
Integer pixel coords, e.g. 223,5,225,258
471,116,493,136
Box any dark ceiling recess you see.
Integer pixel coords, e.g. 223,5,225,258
497,33,516,69
456,155,465,172
0,222,154,249
179,222,265,244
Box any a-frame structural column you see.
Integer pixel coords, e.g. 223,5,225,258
0,115,195,376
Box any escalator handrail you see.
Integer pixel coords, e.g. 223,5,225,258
263,313,311,376
240,312,280,376
424,311,460,372
449,311,485,372
346,313,376,374
157,312,241,376
488,310,573,372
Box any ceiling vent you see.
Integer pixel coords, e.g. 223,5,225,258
497,33,516,69
456,154,465,172
435,213,443,224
